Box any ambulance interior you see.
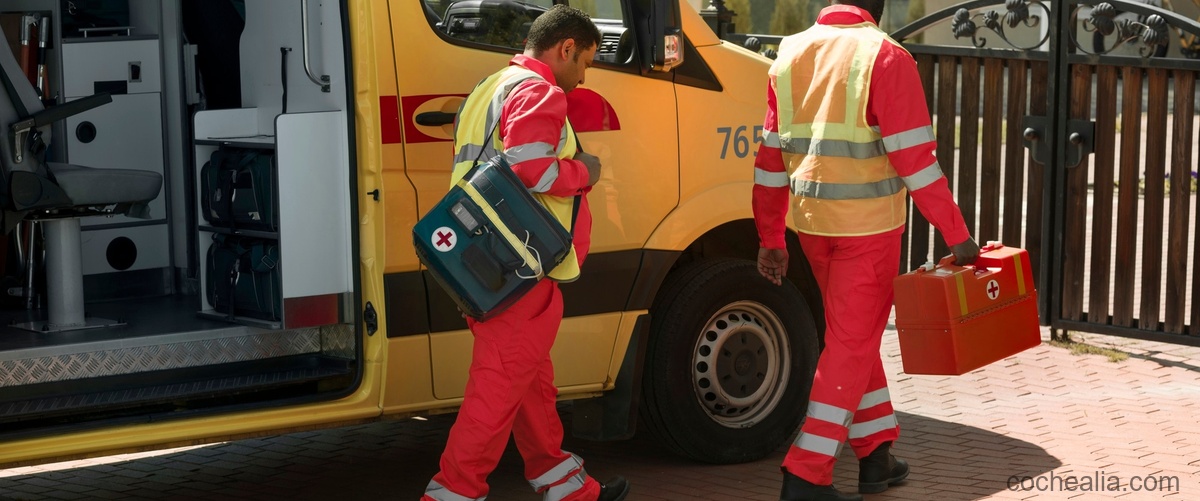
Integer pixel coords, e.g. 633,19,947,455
0,0,358,437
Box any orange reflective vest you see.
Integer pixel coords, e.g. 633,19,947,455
768,22,908,236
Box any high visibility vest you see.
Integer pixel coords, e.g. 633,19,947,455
769,22,908,237
451,65,582,282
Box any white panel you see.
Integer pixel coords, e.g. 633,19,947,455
193,108,262,140
62,39,162,98
239,0,345,132
275,111,351,298
64,93,166,226
81,224,171,275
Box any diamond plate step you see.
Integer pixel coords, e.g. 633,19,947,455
0,354,353,429
0,327,324,388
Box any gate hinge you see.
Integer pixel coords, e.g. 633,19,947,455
364,301,378,336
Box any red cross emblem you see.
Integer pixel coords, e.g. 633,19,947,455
432,227,457,252
986,279,1000,300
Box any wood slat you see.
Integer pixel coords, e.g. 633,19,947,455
934,55,958,260
958,57,981,238
1112,66,1144,327
1088,65,1118,326
1061,64,1092,322
1025,61,1047,287
908,54,936,270
1138,68,1169,330
1166,71,1194,334
979,58,1004,243
1002,60,1027,248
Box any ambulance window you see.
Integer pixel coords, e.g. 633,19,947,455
572,0,623,21
427,0,553,51
570,0,632,66
425,0,633,66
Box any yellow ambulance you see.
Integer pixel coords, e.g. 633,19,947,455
0,0,817,467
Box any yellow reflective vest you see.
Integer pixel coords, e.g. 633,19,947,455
451,65,582,282
770,22,908,236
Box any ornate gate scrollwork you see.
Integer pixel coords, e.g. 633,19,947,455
1078,2,1170,57
950,0,1051,49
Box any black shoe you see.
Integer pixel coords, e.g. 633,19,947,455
780,470,863,501
598,476,629,501
858,441,909,494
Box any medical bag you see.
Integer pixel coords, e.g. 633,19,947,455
893,242,1041,375
200,146,277,231
206,234,281,321
413,157,573,320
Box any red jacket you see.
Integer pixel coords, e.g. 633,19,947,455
501,55,593,263
753,5,970,250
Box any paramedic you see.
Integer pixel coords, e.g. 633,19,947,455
422,5,628,501
751,0,980,499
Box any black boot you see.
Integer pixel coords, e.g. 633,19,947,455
780,470,863,501
598,476,630,501
858,441,909,494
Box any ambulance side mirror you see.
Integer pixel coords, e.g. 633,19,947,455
631,0,683,73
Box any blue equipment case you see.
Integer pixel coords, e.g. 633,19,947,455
413,157,573,320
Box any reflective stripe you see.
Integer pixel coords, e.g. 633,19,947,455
848,414,898,439
454,143,492,166
807,401,853,428
858,388,891,410
780,137,885,159
881,126,935,153
530,453,584,491
425,480,486,501
754,168,789,188
530,160,560,193
504,142,557,164
900,162,943,191
793,432,843,458
791,177,904,200
762,130,782,148
543,470,588,501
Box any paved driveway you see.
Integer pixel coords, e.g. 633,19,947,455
2,324,1198,500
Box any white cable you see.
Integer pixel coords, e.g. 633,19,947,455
514,230,543,280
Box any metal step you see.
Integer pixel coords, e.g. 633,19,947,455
0,355,354,429
0,327,325,388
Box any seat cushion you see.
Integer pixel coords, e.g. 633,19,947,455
46,162,162,207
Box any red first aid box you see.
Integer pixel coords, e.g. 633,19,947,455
893,243,1041,375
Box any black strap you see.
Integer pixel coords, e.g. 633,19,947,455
0,59,31,118
568,132,586,234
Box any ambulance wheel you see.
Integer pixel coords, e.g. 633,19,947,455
641,258,818,464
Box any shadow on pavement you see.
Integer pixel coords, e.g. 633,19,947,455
0,409,1060,500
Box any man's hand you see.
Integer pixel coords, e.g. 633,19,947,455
575,151,602,186
951,237,980,266
757,247,788,286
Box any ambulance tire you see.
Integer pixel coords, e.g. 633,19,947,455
641,258,818,464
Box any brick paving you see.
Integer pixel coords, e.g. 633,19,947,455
1,323,1198,501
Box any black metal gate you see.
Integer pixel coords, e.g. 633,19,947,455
888,0,1200,345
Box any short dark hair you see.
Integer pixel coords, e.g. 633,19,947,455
524,4,602,54
833,0,886,24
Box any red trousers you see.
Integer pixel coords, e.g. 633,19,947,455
782,231,902,485
423,280,601,501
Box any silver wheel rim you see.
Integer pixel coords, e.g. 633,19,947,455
690,300,790,429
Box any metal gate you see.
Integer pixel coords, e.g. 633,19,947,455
889,0,1200,345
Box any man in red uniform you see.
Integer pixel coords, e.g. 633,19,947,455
752,1,980,500
422,5,629,501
